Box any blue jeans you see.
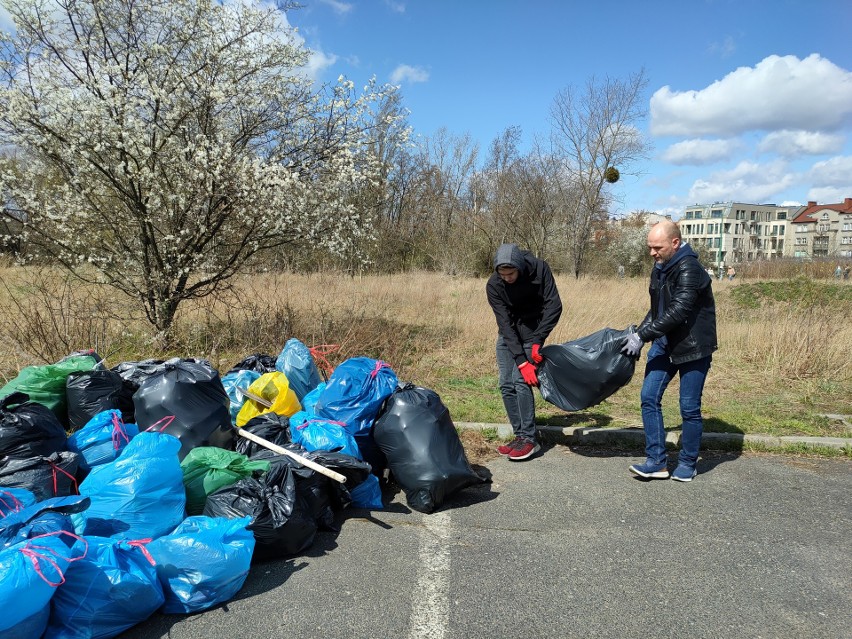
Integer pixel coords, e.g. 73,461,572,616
640,341,712,467
496,336,536,440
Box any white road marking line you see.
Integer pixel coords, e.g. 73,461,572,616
407,511,451,639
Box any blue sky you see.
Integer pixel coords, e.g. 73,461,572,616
2,1,850,219
286,0,852,218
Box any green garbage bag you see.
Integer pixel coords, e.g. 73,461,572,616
0,355,99,425
180,447,269,515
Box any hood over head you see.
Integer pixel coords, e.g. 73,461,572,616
494,243,525,271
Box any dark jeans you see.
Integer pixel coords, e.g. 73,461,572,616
640,341,712,467
496,336,536,440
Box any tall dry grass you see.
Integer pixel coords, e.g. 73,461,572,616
0,268,849,425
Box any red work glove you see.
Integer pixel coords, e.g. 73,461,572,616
531,344,543,364
518,361,538,386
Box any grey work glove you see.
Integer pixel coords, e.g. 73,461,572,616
621,332,644,358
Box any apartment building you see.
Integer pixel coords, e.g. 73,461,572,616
790,198,852,259
678,202,801,267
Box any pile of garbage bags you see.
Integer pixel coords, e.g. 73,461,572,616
0,339,486,638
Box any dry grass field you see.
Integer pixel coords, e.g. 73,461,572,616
0,267,850,440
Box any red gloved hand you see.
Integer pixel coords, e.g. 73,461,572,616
518,361,538,386
531,344,543,364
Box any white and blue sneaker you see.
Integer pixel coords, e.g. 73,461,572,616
671,464,698,482
628,460,670,479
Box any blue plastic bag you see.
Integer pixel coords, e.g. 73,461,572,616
73,432,186,539
315,358,398,436
221,369,261,424
66,409,139,475
290,410,361,459
46,536,164,639
0,531,87,638
148,516,255,613
300,382,326,414
349,473,384,510
275,338,322,401
0,487,37,520
0,495,90,551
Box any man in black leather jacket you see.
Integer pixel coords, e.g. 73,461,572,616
621,221,717,482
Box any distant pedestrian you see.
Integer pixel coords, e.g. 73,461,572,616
487,243,562,461
620,221,717,482
727,266,736,281
617,264,625,279
835,264,843,280
718,265,724,281
844,266,850,281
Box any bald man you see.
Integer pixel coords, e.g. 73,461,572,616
621,221,717,482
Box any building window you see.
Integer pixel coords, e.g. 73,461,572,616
711,209,723,218
821,212,829,220
777,212,787,220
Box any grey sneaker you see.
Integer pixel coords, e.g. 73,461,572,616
629,460,670,479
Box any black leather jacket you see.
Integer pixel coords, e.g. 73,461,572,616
637,253,717,364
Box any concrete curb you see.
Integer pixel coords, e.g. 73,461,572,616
456,422,852,451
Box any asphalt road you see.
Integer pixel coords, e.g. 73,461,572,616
120,446,851,639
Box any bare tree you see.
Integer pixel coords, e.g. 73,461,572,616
549,70,651,278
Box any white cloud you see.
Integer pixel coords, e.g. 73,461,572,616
807,155,852,187
304,48,338,80
687,160,797,203
390,64,429,85
384,0,406,13
707,35,736,59
661,139,741,165
317,0,353,16
758,130,845,157
807,186,850,203
650,54,852,137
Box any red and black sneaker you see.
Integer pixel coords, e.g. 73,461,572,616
497,436,523,456
508,438,541,461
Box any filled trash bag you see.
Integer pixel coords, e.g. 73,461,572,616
0,530,87,639
203,464,316,561
227,353,278,375
374,385,485,513
0,451,81,501
235,371,301,427
66,369,134,432
0,355,99,425
275,338,322,401
221,369,261,424
148,516,255,614
0,495,90,551
0,391,68,460
234,413,291,457
133,358,234,460
72,432,186,540
289,410,361,459
538,326,637,412
0,486,37,519
66,410,139,477
300,382,325,414
181,447,270,516
315,357,399,436
46,536,164,639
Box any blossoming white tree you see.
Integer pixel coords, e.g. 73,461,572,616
0,0,397,337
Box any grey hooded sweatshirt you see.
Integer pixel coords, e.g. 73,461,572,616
486,243,563,366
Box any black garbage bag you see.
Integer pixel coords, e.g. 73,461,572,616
374,384,486,513
133,358,234,460
234,413,291,457
0,392,68,459
203,466,316,561
227,353,278,376
0,451,81,501
66,369,135,431
111,358,168,392
538,326,637,412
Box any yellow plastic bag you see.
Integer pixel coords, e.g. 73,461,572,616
235,371,302,427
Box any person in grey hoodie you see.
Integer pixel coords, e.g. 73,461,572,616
486,243,562,460
621,220,717,481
